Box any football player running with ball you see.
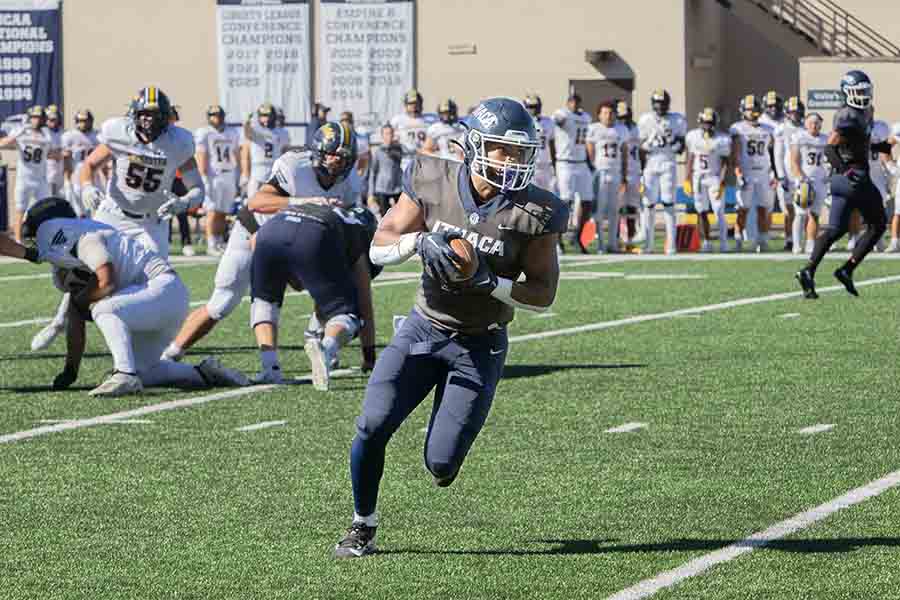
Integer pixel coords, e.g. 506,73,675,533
796,71,888,299
333,97,567,558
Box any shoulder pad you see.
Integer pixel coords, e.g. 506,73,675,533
513,186,569,235
99,117,132,146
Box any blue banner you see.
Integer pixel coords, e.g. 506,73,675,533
0,0,61,122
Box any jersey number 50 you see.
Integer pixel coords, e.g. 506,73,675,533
125,163,164,192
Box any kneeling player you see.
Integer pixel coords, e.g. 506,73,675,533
333,97,566,558
685,108,731,252
19,198,247,395
249,203,377,389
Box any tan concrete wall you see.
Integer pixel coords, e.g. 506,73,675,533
830,0,900,48
799,57,900,127
684,0,726,126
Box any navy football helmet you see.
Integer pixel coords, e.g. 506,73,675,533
22,197,76,239
698,107,718,133
740,94,762,121
764,90,783,118
438,99,458,124
128,86,172,141
784,96,805,126
651,90,671,116
311,121,357,182
523,94,542,117
840,70,872,109
207,104,226,128
461,97,540,192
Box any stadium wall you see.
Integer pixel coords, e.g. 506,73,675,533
800,57,900,126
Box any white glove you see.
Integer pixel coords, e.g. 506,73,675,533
81,184,103,212
157,191,191,220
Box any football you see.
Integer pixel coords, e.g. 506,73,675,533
448,238,479,282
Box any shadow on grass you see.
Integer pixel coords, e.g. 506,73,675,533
381,537,900,556
502,363,645,379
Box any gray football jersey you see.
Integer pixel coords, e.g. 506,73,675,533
405,155,568,334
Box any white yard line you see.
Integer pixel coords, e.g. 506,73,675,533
798,423,835,435
557,253,900,263
779,313,801,319
0,317,51,329
3,275,900,446
236,420,287,432
605,469,900,600
605,422,648,433
624,274,707,280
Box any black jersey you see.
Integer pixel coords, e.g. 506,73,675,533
280,203,373,268
832,106,872,171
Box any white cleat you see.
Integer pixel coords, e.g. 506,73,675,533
89,371,143,397
206,244,223,257
251,366,284,385
304,339,330,391
182,244,196,257
31,322,64,352
197,356,249,387
700,240,712,253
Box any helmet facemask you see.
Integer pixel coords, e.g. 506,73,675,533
465,128,538,193
135,109,165,142
843,81,872,109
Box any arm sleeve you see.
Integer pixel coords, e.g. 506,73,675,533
75,233,111,271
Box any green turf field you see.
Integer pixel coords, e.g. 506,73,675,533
2,251,900,600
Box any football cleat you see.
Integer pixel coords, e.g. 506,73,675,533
251,366,284,385
304,339,330,391
89,371,143,397
334,522,377,559
795,268,818,300
31,322,64,351
197,356,249,387
833,267,859,296
182,244,196,257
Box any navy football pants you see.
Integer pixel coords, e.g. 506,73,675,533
351,309,508,517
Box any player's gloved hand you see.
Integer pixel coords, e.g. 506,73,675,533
453,256,498,297
52,364,78,390
416,230,463,287
81,184,104,212
157,191,191,220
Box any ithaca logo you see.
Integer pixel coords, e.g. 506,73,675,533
432,220,505,257
472,105,498,130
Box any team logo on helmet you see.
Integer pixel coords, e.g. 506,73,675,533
472,104,498,130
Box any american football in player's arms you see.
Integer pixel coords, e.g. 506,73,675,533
448,237,479,282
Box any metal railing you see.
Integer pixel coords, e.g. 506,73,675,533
751,0,900,57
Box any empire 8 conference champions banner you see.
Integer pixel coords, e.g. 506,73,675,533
318,0,414,131
0,0,62,122
216,0,311,128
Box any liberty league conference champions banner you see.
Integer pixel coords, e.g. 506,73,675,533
216,0,311,127
0,0,61,121
318,0,414,131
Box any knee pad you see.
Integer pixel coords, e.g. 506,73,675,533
325,313,361,346
206,287,242,321
250,298,280,328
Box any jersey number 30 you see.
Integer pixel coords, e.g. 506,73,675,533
125,163,164,192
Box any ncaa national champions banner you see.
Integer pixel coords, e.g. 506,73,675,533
216,0,311,135
0,0,61,123
317,0,414,132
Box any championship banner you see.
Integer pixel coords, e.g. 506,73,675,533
0,0,61,123
216,0,311,136
318,0,414,132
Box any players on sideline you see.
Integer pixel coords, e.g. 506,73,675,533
789,111,828,254
524,94,556,193
62,109,100,217
685,108,731,253
730,94,776,252
553,93,592,252
585,100,628,253
390,88,435,172
194,105,240,256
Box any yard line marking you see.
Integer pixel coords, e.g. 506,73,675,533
605,422,648,433
605,469,900,600
0,317,51,329
532,312,557,319
236,420,286,432
0,273,50,282
779,313,801,319
5,275,900,445
624,274,707,280
798,423,835,434
509,274,900,345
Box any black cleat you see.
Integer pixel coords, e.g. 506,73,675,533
334,522,377,558
795,269,818,299
433,472,459,488
783,240,793,253
834,267,859,296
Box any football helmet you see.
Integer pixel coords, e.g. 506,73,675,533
461,97,539,192
740,94,762,121
784,97,805,125
651,90,671,116
616,100,633,122
404,88,423,113
438,99,459,124
257,102,276,129
275,106,286,128
22,196,76,239
764,90,783,118
27,105,46,127
207,104,226,128
75,109,94,132
45,104,61,127
523,94,542,117
698,107,718,134
311,121,357,182
794,180,813,209
128,86,172,141
840,70,872,109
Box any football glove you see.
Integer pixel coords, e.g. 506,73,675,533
157,190,191,220
52,365,78,390
81,184,104,212
451,255,498,297
416,230,464,287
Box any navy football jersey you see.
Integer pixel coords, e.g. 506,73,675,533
832,106,872,170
